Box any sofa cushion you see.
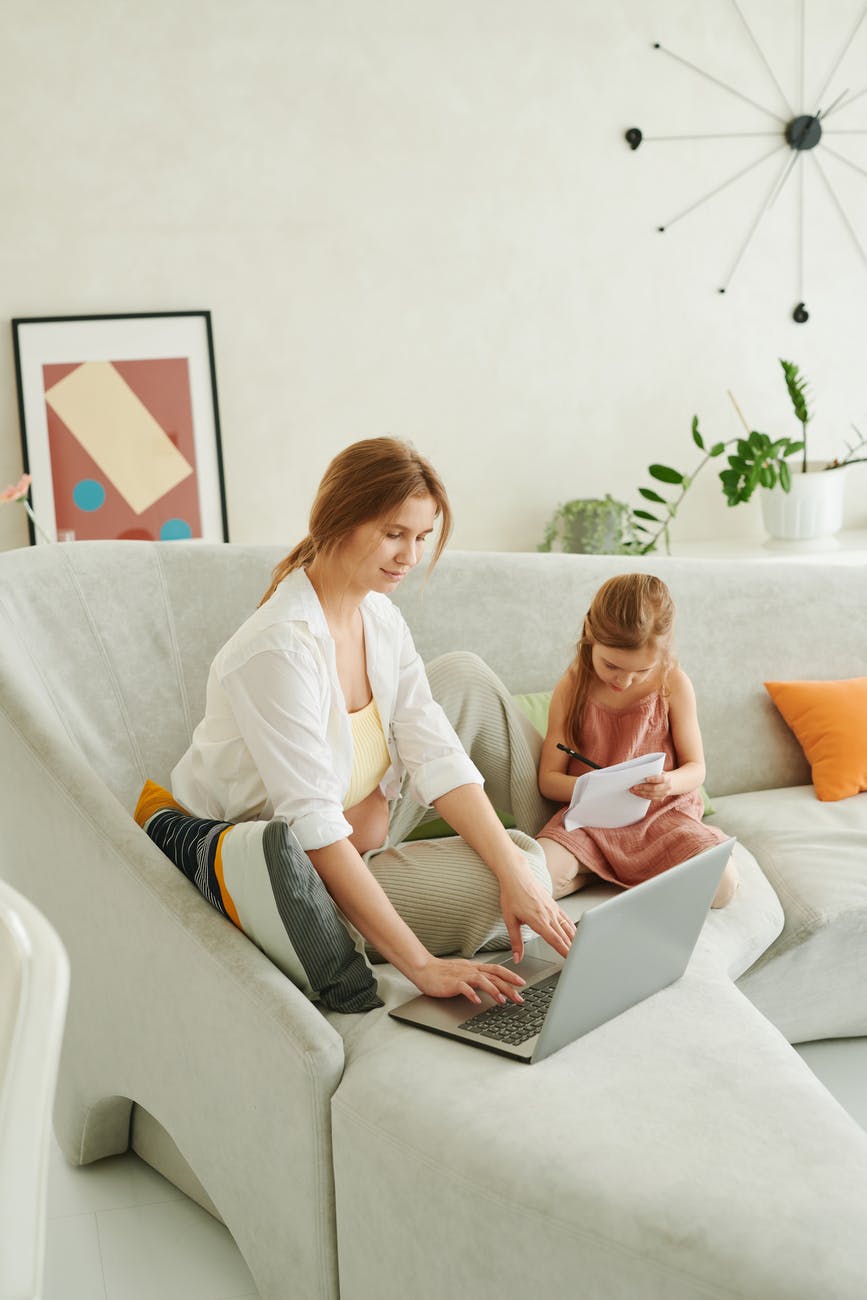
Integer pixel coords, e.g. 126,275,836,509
764,676,867,801
328,853,862,1300
709,785,867,1041
134,781,382,1014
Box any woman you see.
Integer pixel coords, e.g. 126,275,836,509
172,437,574,1005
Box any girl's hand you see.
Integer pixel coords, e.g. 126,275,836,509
415,956,526,1004
499,869,576,963
630,772,674,801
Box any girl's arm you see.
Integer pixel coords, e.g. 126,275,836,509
308,838,526,1004
537,674,582,804
630,668,707,800
432,784,575,962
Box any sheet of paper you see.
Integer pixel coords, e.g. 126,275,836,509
563,752,666,831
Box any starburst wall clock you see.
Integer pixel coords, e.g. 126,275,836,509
626,1,867,322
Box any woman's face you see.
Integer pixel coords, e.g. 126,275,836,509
338,493,438,594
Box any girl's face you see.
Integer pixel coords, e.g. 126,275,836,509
339,493,437,594
590,640,662,698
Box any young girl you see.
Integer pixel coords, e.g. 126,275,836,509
537,573,738,909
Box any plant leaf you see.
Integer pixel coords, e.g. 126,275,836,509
780,358,811,425
648,463,684,485
633,509,661,522
691,416,705,450
638,487,667,504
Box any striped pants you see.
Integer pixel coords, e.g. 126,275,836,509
364,652,559,961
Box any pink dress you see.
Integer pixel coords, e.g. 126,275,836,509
538,691,727,888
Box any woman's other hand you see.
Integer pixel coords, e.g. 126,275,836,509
499,867,575,963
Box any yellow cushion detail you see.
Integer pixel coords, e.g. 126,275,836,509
134,778,186,826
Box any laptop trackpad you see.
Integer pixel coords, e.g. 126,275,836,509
487,954,560,983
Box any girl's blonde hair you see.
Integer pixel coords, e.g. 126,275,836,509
260,436,452,605
563,573,676,747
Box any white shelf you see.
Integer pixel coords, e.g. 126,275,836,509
667,529,867,563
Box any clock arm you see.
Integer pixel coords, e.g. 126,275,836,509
657,144,784,234
812,1,867,113
719,152,795,294
821,85,867,121
654,41,786,125
811,153,867,276
728,0,794,116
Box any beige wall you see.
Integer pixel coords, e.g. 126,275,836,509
1,0,865,553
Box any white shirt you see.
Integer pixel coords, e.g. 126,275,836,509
171,568,482,851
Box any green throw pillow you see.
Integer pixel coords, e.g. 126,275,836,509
406,687,715,835
512,690,716,816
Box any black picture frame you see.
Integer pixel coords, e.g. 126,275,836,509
11,310,229,544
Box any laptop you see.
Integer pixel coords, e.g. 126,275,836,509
389,838,733,1063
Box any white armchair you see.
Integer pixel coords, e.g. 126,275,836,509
0,877,69,1300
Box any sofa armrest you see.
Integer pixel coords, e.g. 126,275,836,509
0,703,344,1300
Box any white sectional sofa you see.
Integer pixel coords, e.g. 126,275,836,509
0,540,865,1300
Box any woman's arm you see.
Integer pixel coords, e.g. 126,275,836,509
537,674,581,804
308,837,526,1003
387,619,574,961
630,668,707,800
432,783,575,962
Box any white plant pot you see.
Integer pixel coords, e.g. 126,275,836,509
760,464,847,541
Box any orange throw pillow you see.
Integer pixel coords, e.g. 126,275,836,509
764,677,867,802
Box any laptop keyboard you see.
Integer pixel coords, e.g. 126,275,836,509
458,974,560,1046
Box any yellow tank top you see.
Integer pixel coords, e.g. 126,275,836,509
344,698,390,809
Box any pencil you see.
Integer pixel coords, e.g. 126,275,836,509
556,742,602,770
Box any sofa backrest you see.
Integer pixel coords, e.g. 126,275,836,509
394,550,867,798
1,541,863,805
0,542,284,810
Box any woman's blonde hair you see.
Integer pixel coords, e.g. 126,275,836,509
260,436,452,605
563,573,676,747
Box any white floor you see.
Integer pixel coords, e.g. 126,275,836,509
44,1137,259,1300
43,1039,867,1300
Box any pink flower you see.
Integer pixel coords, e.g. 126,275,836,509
0,473,32,504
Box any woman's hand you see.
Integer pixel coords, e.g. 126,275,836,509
414,955,527,1004
499,866,576,963
630,772,675,801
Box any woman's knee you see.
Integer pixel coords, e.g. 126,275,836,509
508,830,553,894
426,650,504,701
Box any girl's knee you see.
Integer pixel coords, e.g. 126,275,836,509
711,857,739,909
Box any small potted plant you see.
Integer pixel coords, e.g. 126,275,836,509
538,494,632,554
746,361,860,541
629,360,866,553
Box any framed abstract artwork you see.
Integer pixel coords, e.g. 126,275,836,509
11,311,229,544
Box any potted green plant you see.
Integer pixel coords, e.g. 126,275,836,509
629,359,866,553
538,494,632,554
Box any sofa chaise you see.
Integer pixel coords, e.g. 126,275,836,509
0,540,865,1300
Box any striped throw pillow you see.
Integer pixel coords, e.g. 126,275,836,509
134,781,382,1014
